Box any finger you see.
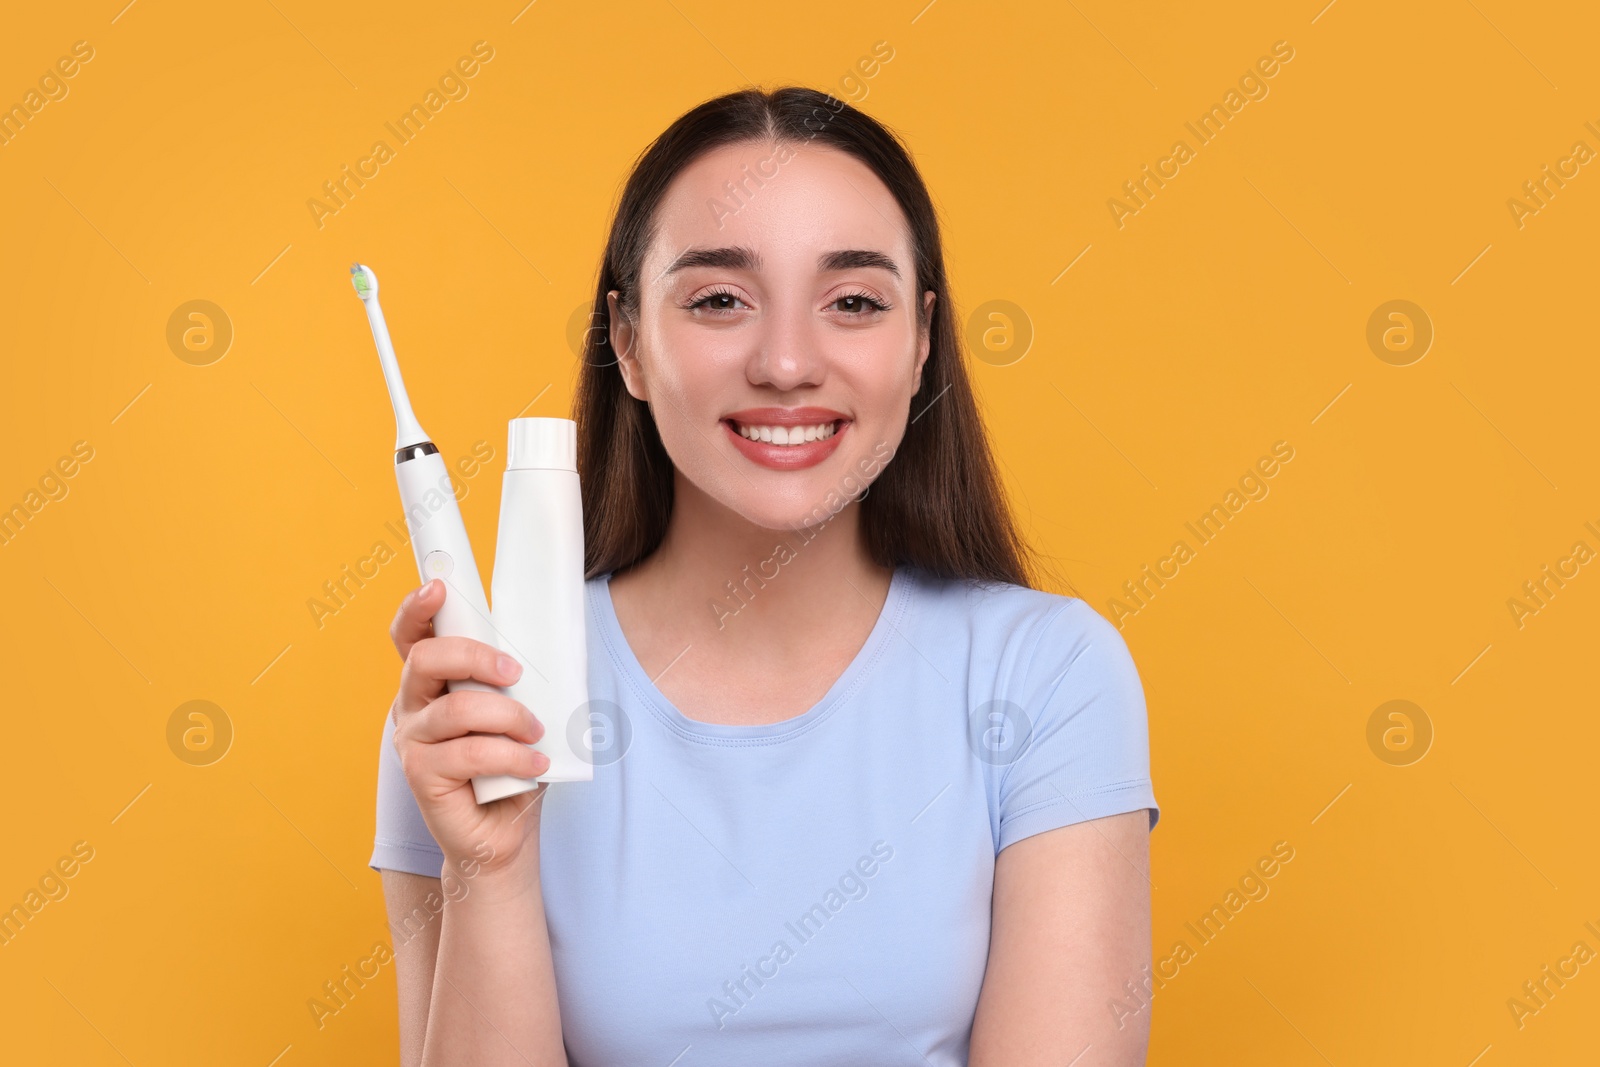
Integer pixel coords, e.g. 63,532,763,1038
410,733,551,785
397,637,523,716
405,690,544,746
391,580,445,661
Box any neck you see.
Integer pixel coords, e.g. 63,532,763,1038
618,471,894,645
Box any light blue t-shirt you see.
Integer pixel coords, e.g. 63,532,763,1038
371,563,1158,1066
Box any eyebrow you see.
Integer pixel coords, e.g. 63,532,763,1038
662,246,901,278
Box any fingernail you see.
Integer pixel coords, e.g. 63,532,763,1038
498,654,521,680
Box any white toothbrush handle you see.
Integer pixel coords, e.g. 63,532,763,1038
394,448,500,692
395,447,541,804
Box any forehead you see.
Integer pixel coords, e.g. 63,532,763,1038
646,141,910,275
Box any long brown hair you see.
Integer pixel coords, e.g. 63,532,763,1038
575,86,1040,590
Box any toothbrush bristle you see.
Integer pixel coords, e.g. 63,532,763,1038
350,264,369,295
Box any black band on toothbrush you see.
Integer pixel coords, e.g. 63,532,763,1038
394,442,440,465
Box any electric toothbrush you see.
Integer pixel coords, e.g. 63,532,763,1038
351,263,542,804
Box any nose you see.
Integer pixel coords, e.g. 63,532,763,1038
747,298,825,393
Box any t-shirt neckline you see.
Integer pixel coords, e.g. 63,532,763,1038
594,564,914,745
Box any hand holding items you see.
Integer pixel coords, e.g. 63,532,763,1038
352,263,592,805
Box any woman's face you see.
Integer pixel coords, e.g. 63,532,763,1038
609,140,935,533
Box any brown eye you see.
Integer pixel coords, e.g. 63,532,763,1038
687,290,746,312
833,293,889,314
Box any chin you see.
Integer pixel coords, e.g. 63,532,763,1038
725,475,859,534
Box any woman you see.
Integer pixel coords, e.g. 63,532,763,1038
371,86,1158,1067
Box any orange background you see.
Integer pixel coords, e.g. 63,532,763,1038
2,1,1596,1064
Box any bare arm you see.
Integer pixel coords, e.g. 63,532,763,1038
382,870,443,1067
421,800,565,1067
969,810,1153,1067
379,580,569,1066
380,840,566,1067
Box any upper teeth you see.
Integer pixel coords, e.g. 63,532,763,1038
735,422,836,445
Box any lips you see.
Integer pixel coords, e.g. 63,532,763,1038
723,407,850,471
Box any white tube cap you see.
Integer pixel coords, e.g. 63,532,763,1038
507,417,577,471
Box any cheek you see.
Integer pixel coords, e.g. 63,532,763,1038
634,325,745,482
643,319,743,412
843,331,920,412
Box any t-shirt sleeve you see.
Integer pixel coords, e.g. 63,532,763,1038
370,707,448,878
993,600,1159,853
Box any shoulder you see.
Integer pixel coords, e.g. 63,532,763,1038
900,565,1132,682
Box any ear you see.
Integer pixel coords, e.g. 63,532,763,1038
912,290,936,394
606,289,648,402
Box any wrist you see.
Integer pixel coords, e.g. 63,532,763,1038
443,842,541,908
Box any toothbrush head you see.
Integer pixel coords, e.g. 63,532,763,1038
350,262,378,301
349,260,428,448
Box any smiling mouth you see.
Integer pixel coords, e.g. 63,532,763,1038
725,419,845,447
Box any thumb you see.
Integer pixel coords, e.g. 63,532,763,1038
391,579,445,661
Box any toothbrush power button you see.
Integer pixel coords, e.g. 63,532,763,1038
423,550,455,579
